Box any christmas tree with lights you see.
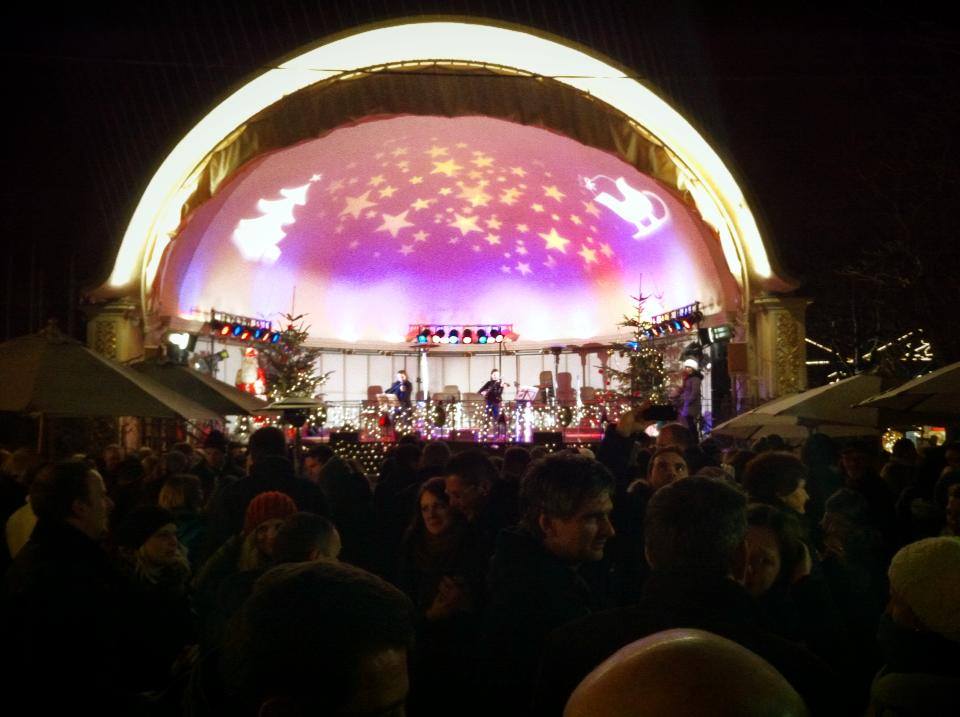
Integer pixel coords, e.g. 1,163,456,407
260,314,332,401
604,293,669,403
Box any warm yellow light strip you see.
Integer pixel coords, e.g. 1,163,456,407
108,20,772,291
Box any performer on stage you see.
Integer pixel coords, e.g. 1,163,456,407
677,358,703,436
478,369,504,420
385,369,413,408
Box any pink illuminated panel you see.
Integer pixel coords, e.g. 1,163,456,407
155,115,738,342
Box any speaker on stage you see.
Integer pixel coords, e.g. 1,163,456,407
532,431,563,446
329,431,359,444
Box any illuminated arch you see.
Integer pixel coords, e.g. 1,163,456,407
103,18,789,322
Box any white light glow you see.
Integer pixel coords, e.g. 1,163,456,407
107,19,774,297
167,332,190,350
583,175,669,239
232,183,311,263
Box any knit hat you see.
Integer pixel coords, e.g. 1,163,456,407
888,537,960,643
114,505,176,549
683,358,699,370
244,491,297,535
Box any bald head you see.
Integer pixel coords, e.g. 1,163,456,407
564,629,807,717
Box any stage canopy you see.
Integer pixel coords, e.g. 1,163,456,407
98,19,793,347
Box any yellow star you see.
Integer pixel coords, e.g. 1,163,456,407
413,230,429,242
365,210,377,219
376,210,414,238
600,242,614,258
499,188,521,206
517,223,529,232
539,227,571,253
378,185,397,198
486,217,502,230
425,145,448,158
456,181,492,207
510,166,527,177
409,176,424,185
410,198,434,211
369,175,385,186
578,244,598,264
583,200,601,217
391,147,408,157
438,187,453,196
531,203,545,213
399,244,414,256
431,159,463,177
455,142,468,148
467,170,484,180
471,155,494,168
543,185,566,202
570,214,582,225
484,233,501,246
448,213,483,237
340,190,377,219
516,262,532,276
326,178,344,193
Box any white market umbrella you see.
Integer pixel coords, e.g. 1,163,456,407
857,361,960,423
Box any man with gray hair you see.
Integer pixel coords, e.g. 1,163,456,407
535,476,855,716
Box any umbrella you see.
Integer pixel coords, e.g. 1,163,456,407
712,411,880,441
856,361,960,423
132,361,270,416
0,326,219,420
712,373,902,440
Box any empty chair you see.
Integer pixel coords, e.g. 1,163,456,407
556,372,576,405
442,384,461,401
367,385,384,402
580,386,598,404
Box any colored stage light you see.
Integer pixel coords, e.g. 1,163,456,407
231,323,244,337
240,328,252,341
491,328,503,343
253,328,266,340
418,328,431,344
462,329,473,344
672,319,684,332
269,331,282,343
448,329,460,344
219,324,231,336
477,329,488,344
434,329,445,344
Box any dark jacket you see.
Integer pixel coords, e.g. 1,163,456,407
482,527,602,714
533,570,858,716
4,519,137,714
205,455,328,557
319,455,378,570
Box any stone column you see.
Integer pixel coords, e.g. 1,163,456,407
749,295,810,403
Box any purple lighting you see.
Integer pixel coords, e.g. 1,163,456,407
156,115,739,342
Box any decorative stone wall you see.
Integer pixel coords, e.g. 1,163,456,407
750,295,810,404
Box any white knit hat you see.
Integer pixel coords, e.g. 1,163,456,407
888,537,960,643
682,358,699,370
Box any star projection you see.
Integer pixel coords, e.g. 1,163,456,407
155,115,739,343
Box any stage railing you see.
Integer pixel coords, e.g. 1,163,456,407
313,398,634,442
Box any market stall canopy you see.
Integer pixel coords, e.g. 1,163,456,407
856,361,960,423
0,326,220,420
712,412,880,441
132,361,269,416
713,373,902,440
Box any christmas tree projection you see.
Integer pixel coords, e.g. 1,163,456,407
604,293,669,404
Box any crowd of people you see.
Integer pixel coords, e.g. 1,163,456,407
1,408,959,715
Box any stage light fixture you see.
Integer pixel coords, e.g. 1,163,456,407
231,323,244,337
269,331,282,343
240,328,252,341
253,328,266,340
448,329,460,344
434,329,445,344
477,329,488,344
462,329,473,344
672,319,684,332
490,328,502,343
219,324,231,336
418,328,431,344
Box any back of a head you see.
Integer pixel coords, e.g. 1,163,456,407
222,560,414,715
743,452,805,505
502,446,532,479
656,423,693,450
305,444,335,465
645,476,747,576
248,426,287,464
273,512,340,562
29,460,91,523
444,449,498,487
801,433,838,468
888,537,960,643
420,441,452,469
158,473,203,512
564,628,808,717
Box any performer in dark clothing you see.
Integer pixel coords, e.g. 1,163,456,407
478,369,504,419
385,369,413,408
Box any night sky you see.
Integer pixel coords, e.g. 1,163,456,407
4,2,957,362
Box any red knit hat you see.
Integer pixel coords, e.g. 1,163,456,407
243,491,297,535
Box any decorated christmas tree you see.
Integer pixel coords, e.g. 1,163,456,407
259,313,332,401
604,293,669,403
